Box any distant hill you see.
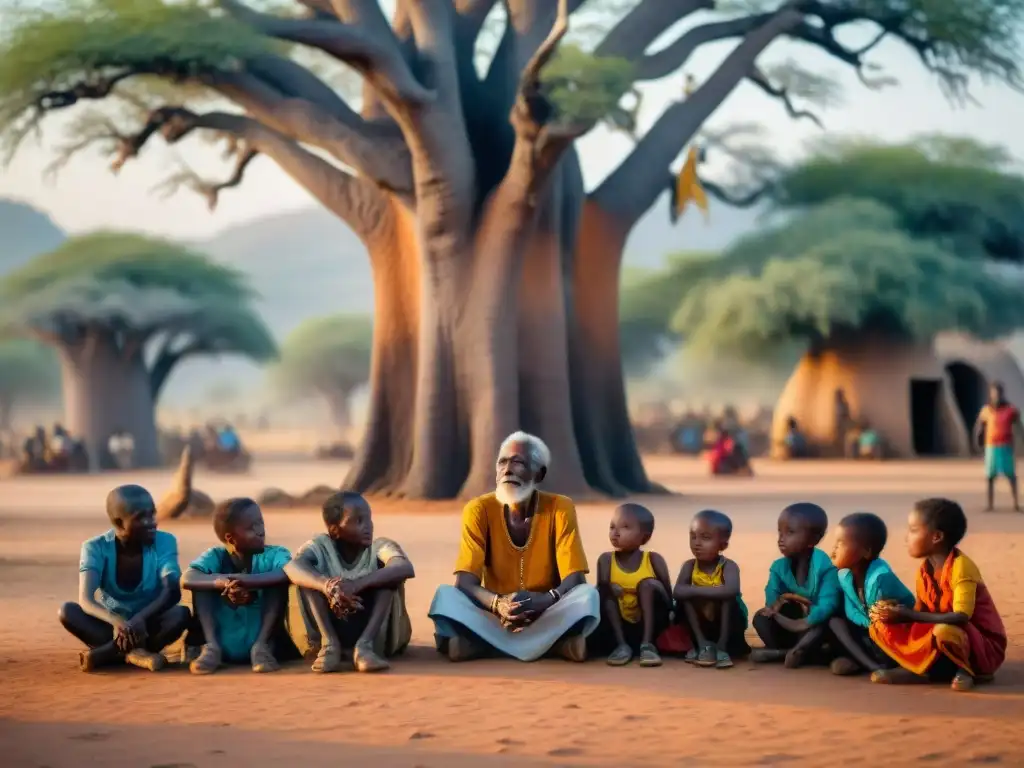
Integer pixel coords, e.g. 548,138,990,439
0,199,66,272
0,193,761,408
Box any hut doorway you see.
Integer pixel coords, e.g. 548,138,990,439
910,379,943,455
946,362,987,441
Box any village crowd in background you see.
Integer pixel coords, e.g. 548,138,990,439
0,421,247,474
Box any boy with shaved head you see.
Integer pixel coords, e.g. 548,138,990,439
58,484,190,672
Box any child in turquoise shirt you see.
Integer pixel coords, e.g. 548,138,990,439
828,512,914,675
59,484,190,672
182,497,292,674
751,502,842,667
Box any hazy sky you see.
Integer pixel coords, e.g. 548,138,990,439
1,23,1021,240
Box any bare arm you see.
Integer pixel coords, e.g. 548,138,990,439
675,560,741,601
182,568,290,591
454,571,499,612
77,570,125,626
672,559,696,602
349,557,415,594
649,552,674,596
126,573,182,625
596,552,613,597
284,556,331,593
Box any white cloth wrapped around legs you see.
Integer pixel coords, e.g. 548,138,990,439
428,583,600,662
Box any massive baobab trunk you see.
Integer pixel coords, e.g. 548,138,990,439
29,0,853,497
59,340,161,469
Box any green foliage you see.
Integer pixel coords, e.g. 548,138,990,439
0,0,271,157
671,198,1024,360
0,231,277,364
0,339,60,410
541,43,635,125
270,313,373,400
619,252,720,377
775,139,1024,262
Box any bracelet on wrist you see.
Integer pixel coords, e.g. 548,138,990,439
490,594,500,614
548,588,561,603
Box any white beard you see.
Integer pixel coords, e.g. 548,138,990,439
495,480,535,507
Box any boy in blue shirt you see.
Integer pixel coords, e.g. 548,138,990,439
751,502,841,668
828,512,914,675
58,485,190,672
183,497,292,674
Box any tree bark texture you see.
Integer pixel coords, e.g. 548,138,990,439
55,0,839,497
59,341,161,470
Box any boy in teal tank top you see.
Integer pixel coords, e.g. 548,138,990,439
182,498,293,674
592,504,673,667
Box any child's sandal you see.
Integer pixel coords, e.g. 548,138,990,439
696,643,717,667
606,643,633,667
638,642,662,667
715,650,734,669
951,670,975,692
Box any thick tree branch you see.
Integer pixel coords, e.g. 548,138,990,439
590,6,803,227
507,0,579,200
116,106,386,239
209,69,412,192
220,0,433,107
596,0,714,59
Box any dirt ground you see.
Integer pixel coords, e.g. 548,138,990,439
2,456,1023,767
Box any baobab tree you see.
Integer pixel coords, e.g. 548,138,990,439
0,232,276,468
2,0,1021,497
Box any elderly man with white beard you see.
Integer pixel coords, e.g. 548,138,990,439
428,431,601,662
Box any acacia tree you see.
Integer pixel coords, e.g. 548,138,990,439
0,232,277,468
2,0,1021,497
270,314,373,430
0,340,60,430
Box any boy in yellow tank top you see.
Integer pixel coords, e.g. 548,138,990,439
592,504,673,667
673,510,750,668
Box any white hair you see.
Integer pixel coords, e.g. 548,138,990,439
499,430,551,471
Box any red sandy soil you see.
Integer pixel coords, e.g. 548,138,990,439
2,457,1023,766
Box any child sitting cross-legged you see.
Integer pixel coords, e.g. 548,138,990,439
592,504,673,667
673,509,750,669
826,512,914,676
870,498,1007,692
182,497,294,675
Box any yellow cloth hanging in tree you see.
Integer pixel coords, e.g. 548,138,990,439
673,145,709,222
672,73,709,223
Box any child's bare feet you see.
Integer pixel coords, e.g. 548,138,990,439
830,657,862,676
695,644,717,667
353,641,389,673
190,644,222,675
951,670,975,692
638,643,662,667
250,642,280,673
606,643,633,666
125,648,166,671
312,644,343,673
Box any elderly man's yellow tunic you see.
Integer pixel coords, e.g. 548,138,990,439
453,492,589,594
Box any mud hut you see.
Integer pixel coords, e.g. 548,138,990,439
935,333,1024,443
670,200,1024,459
